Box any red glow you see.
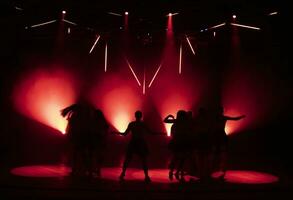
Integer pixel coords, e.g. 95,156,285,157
89,74,142,132
13,68,78,134
212,170,278,184
167,13,173,35
124,12,129,30
143,70,146,95
151,79,198,136
179,43,182,74
104,44,108,72
11,165,70,177
222,67,272,135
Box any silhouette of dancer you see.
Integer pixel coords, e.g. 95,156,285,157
61,102,93,177
119,111,151,183
213,106,245,180
193,107,214,182
167,110,190,181
88,109,109,178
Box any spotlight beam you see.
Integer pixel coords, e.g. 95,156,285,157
230,23,261,30
268,12,278,16
126,59,142,86
104,44,108,72
166,12,179,16
89,35,101,54
108,12,122,16
186,35,195,55
15,6,23,11
148,64,162,88
62,19,78,26
209,22,226,30
30,20,57,28
143,69,146,95
179,43,182,74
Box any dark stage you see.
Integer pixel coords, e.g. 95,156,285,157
0,0,291,199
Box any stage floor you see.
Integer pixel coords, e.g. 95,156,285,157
0,165,291,200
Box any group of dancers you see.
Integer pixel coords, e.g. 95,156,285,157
61,101,245,182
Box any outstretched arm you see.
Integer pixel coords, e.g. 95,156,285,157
224,115,246,121
122,123,132,136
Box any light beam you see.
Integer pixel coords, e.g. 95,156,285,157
30,20,57,28
230,23,261,30
179,43,182,74
148,64,162,88
89,35,101,54
186,35,195,55
125,59,142,86
104,44,108,72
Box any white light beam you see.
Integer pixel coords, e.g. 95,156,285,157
89,35,101,54
126,59,141,86
186,36,195,55
148,64,162,88
209,22,226,30
30,20,57,28
108,12,122,16
62,19,77,26
230,23,261,30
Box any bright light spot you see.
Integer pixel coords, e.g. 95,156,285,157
164,123,172,137
233,14,237,19
13,68,78,134
90,75,142,132
160,94,192,136
125,11,129,15
213,31,216,37
102,86,141,132
168,13,172,17
62,10,66,14
268,12,278,16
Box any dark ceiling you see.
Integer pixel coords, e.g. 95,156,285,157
1,0,284,32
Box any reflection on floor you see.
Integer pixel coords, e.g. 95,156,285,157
10,165,279,184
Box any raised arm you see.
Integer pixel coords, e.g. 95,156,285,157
164,114,176,123
60,104,78,117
